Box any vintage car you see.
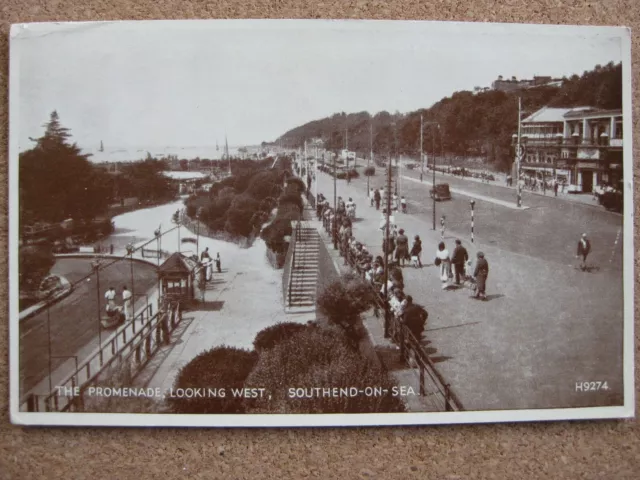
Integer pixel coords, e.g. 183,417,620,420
429,183,452,201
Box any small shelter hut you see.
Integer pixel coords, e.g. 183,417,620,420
157,252,199,304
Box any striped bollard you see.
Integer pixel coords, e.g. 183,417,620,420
470,200,475,243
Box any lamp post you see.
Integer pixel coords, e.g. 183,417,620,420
154,227,161,266
126,243,135,322
516,97,523,208
393,123,398,195
91,257,104,366
172,209,181,254
196,207,204,258
420,114,424,182
383,156,393,339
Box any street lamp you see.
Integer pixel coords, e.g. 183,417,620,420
333,152,338,250
154,227,162,266
196,207,204,258
91,257,104,366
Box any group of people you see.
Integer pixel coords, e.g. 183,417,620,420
434,240,489,300
199,247,221,282
368,187,407,214
104,286,133,322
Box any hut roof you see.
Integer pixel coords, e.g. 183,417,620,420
158,252,198,276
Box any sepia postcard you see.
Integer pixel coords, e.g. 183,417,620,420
9,19,634,427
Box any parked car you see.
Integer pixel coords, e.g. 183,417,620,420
429,183,452,201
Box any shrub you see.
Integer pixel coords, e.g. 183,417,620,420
261,217,293,253
316,273,374,342
347,168,359,179
600,191,623,212
244,326,405,414
167,346,258,414
253,322,310,352
286,176,306,194
19,246,55,293
364,166,376,176
278,192,303,212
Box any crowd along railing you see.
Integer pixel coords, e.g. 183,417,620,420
342,239,464,412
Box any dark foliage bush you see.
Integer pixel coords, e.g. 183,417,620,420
19,246,55,292
244,326,405,414
260,217,293,253
347,168,359,179
286,176,306,194
253,322,310,352
364,166,376,176
167,346,258,414
278,192,303,212
316,273,374,342
599,191,623,213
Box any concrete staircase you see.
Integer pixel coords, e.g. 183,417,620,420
285,222,320,313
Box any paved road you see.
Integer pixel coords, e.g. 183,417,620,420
362,168,623,273
314,171,624,411
19,258,158,397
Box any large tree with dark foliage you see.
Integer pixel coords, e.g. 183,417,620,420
276,62,622,172
19,111,111,225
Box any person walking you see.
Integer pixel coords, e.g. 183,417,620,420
400,196,407,213
435,241,451,290
576,233,591,271
395,229,409,267
472,251,489,300
451,239,469,285
215,252,222,273
374,188,381,210
121,286,133,321
410,235,422,268
440,215,446,239
369,188,375,207
401,296,428,343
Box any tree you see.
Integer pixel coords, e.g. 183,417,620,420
19,246,55,293
20,111,111,224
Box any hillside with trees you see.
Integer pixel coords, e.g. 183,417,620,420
276,62,622,172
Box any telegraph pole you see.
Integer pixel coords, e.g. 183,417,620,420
368,122,373,192
383,156,393,338
432,126,437,230
394,123,398,195
516,97,523,208
333,152,338,250
420,114,424,182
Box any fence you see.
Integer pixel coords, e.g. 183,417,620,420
342,241,464,412
22,301,182,413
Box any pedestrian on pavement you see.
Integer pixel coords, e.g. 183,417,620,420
395,229,409,267
410,235,423,268
440,215,446,239
382,234,396,265
374,188,381,210
472,251,489,300
369,188,375,207
576,233,591,271
200,247,211,262
121,286,133,321
402,296,428,343
400,196,407,213
215,252,222,273
435,241,451,289
451,239,469,285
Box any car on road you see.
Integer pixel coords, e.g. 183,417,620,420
429,183,452,201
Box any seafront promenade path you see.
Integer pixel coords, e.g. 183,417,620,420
313,170,623,411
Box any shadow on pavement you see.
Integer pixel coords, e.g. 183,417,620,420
191,301,225,312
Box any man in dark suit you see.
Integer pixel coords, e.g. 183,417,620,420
472,252,489,300
451,239,469,285
576,233,591,271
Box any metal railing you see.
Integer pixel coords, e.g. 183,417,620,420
342,243,463,412
21,302,182,413
281,221,300,307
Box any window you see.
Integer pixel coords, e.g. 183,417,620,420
615,120,623,139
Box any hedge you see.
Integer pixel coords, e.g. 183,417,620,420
167,346,258,414
253,322,310,352
244,326,405,414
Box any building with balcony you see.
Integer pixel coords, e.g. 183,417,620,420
513,106,623,192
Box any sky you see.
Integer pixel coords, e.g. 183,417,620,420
12,20,627,153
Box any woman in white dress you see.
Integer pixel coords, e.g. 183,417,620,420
435,241,451,289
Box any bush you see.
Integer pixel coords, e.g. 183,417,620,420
261,217,293,253
253,322,310,352
600,191,623,213
286,177,306,194
278,192,303,212
316,273,374,342
347,169,359,179
167,346,258,414
364,166,376,176
244,326,405,414
19,246,55,293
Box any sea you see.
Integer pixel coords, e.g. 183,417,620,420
83,145,256,163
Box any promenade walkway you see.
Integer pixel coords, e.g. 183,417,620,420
313,171,623,411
